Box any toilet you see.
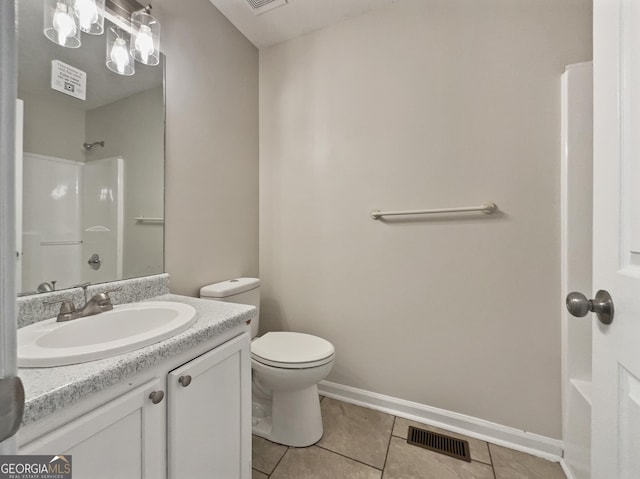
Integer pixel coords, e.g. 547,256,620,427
200,278,335,447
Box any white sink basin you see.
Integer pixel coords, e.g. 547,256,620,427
18,301,197,368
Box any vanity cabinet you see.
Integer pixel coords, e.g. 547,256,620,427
168,332,251,479
21,378,166,478
19,329,251,479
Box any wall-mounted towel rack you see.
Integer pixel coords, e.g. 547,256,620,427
371,202,497,220
134,217,165,224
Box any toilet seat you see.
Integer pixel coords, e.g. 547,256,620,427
251,332,335,370
252,353,335,369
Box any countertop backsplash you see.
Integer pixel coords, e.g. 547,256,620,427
17,273,170,328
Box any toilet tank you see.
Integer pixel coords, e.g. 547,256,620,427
200,278,260,338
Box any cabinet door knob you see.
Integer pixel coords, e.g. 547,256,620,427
178,375,192,387
149,390,164,404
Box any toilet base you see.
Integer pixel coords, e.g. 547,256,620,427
252,384,323,447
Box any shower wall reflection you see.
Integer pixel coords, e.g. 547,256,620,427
21,153,123,292
18,85,164,294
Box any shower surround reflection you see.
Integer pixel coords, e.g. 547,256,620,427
21,153,123,293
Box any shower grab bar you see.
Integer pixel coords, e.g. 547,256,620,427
134,216,165,224
370,202,497,220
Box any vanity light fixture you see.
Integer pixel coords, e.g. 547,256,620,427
131,5,160,66
43,0,161,77
106,24,135,76
74,0,105,35
44,0,81,48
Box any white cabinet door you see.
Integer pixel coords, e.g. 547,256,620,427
20,379,166,479
167,332,251,479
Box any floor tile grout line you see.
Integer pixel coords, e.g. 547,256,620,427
252,467,270,479
252,457,280,477
315,444,385,472
253,465,272,476
488,442,497,479
381,416,396,474
266,445,290,478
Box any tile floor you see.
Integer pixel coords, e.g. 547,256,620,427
252,397,567,479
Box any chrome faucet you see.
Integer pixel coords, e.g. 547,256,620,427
44,285,122,322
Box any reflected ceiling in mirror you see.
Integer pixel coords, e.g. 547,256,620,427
17,0,165,296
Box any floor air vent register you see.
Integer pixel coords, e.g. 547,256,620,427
406,426,472,462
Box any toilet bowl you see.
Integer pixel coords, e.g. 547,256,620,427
200,278,335,447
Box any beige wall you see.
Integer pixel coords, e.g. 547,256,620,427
259,0,592,438
152,0,259,296
86,87,164,279
20,91,85,162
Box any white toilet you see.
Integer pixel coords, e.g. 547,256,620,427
200,278,335,447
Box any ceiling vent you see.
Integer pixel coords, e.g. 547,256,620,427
245,0,288,15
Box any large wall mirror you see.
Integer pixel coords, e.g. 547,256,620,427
16,0,165,296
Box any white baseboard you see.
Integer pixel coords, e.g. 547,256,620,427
318,380,564,462
560,458,578,479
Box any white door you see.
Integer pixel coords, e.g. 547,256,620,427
591,0,640,477
0,0,20,454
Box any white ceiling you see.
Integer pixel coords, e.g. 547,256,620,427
209,0,402,48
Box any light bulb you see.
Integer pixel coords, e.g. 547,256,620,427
134,25,154,64
110,38,129,75
52,2,77,46
74,0,98,32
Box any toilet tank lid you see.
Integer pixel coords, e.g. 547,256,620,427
200,278,260,298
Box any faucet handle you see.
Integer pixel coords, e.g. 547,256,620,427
72,282,91,303
90,287,122,306
43,298,77,322
43,298,76,313
37,282,53,293
101,287,123,299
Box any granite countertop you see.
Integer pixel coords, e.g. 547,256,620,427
18,294,256,426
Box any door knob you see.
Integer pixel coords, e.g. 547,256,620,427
566,290,614,325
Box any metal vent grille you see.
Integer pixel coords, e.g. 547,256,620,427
246,0,277,8
245,0,287,15
407,426,472,462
